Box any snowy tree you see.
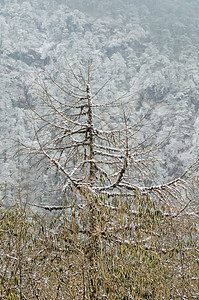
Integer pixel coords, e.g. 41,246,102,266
21,61,198,298
24,62,198,206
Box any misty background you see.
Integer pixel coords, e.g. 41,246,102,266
0,0,198,206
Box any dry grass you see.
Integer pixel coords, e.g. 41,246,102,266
0,195,198,299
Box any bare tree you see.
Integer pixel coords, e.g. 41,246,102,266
24,61,198,206
23,61,198,298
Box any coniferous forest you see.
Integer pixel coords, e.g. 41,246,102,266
0,0,199,299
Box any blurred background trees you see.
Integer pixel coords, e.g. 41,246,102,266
1,0,199,206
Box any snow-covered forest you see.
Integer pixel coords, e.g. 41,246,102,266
0,0,199,205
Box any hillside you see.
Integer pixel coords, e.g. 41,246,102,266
0,0,199,205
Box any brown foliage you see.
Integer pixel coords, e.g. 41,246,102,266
0,197,198,299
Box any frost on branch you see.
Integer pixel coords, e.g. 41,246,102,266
25,62,198,210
